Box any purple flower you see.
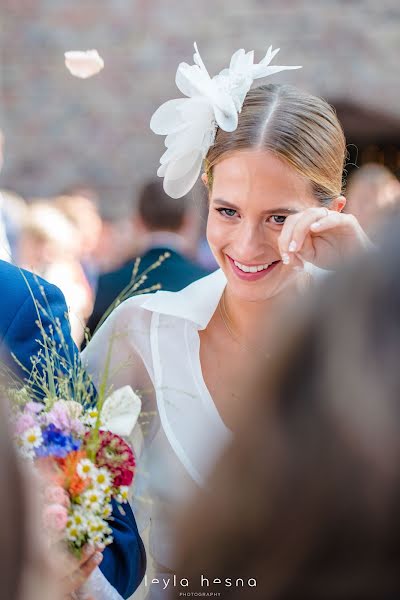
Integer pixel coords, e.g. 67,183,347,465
46,401,84,437
47,402,71,431
35,424,81,458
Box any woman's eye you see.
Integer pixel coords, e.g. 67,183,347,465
216,208,237,218
269,215,286,225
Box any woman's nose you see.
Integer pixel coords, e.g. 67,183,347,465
234,222,268,260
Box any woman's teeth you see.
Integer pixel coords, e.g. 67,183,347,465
234,260,271,273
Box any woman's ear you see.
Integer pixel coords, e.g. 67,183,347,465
201,173,208,187
330,195,346,213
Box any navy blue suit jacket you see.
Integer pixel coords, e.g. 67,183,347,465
87,246,211,335
0,260,146,598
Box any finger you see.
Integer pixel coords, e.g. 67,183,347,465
64,551,103,593
285,208,331,256
80,551,103,580
310,210,349,233
78,543,96,566
278,212,306,265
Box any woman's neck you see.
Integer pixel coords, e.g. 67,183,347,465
222,283,297,344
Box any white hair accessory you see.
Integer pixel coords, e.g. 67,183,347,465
150,43,301,198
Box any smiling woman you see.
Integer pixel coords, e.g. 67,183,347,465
83,44,371,598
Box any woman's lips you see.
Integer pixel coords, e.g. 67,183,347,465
227,255,280,281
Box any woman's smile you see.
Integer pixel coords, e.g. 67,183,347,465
227,255,281,281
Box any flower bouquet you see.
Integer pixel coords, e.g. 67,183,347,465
4,253,168,557
12,389,138,555
4,269,146,557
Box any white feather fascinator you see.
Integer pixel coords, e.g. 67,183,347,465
150,43,301,198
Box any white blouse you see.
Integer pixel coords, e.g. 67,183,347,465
82,269,232,568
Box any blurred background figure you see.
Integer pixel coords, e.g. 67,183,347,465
174,220,400,599
0,189,28,260
345,163,400,240
17,201,93,345
0,393,63,600
86,179,212,335
0,129,13,262
93,216,141,275
54,192,103,293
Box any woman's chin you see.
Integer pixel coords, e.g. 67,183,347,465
222,267,298,303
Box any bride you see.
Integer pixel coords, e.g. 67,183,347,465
82,43,369,598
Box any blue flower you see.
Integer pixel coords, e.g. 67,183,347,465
35,424,81,458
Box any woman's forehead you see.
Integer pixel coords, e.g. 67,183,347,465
211,149,315,208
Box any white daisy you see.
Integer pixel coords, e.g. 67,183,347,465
116,486,130,503
21,426,43,450
77,458,95,480
92,468,112,491
82,488,105,513
69,507,88,532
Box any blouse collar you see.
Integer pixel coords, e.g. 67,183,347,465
141,268,227,330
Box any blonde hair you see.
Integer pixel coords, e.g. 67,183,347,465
206,84,346,205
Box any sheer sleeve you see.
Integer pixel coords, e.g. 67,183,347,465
81,297,151,394
83,567,124,600
81,296,157,534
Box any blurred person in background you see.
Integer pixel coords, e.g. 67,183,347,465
61,183,142,276
54,192,103,294
0,191,12,261
345,163,400,240
174,222,400,599
95,216,141,275
17,201,93,345
0,189,28,260
86,179,210,335
0,129,13,261
0,390,65,600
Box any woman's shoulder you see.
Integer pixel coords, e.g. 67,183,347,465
100,268,226,335
133,269,226,326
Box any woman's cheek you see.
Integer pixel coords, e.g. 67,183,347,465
206,215,229,254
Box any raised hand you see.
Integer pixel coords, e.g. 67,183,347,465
278,206,371,270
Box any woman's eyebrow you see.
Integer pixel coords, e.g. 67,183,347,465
212,198,301,215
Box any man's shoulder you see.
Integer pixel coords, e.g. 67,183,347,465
0,260,65,335
0,260,63,303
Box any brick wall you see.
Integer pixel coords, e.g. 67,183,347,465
1,0,399,215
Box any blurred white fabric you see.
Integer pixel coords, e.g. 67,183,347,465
0,192,12,262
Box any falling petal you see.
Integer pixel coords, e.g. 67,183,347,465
64,50,104,79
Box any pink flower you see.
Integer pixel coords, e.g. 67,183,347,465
25,401,44,415
93,431,135,487
46,401,84,436
15,414,36,435
47,402,70,430
70,418,85,436
42,503,68,532
44,485,70,508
